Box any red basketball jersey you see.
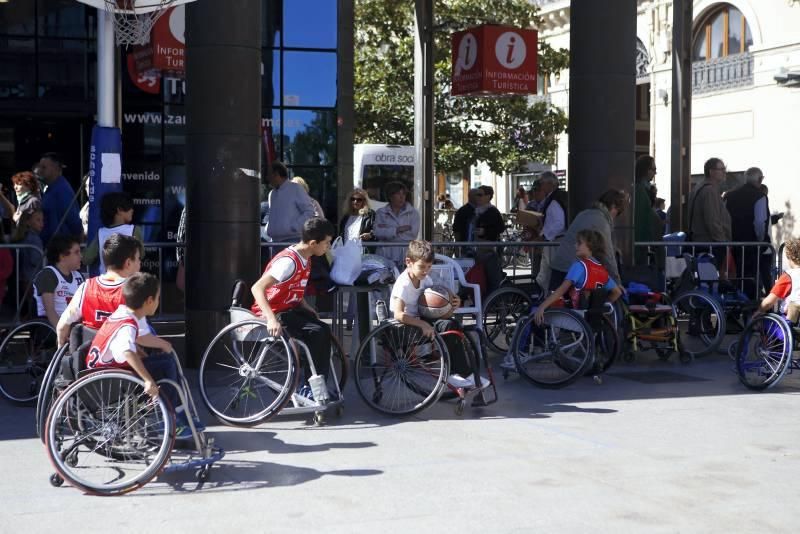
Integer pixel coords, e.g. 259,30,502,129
569,258,610,308
86,312,139,369
80,276,126,330
252,247,310,315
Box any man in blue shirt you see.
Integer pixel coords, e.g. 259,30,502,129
38,153,84,245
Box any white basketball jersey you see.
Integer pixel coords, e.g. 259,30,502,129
781,268,800,314
98,224,135,273
35,266,85,318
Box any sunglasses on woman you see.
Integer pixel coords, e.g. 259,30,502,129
351,197,365,202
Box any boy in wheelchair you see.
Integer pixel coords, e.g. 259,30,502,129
32,235,84,328
390,239,488,390
754,238,800,326
86,272,203,439
56,233,165,352
251,217,337,400
534,229,622,325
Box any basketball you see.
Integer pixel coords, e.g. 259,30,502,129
418,285,454,320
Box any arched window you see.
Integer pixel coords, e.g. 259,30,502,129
692,4,753,61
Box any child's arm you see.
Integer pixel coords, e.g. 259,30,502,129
391,297,434,338
56,285,85,346
41,293,60,329
756,293,779,315
251,271,282,337
123,349,159,398
534,280,573,325
608,285,622,303
136,333,173,354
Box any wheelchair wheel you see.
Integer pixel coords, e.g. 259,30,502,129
353,321,449,416
326,335,348,399
45,370,174,496
590,313,620,375
672,290,726,358
511,309,595,388
0,320,57,403
36,344,71,442
735,313,793,391
482,287,533,354
199,319,299,426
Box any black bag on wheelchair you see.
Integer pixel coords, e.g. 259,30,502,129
57,325,98,385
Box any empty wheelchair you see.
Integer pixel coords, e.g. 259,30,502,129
0,319,57,403
353,319,497,416
198,281,346,426
40,328,224,494
734,313,799,390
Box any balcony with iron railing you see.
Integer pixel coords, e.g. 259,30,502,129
692,52,754,95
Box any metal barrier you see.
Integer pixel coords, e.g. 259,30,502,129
634,241,777,298
0,243,47,327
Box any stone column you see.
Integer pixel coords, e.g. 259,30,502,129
568,0,637,262
185,0,262,366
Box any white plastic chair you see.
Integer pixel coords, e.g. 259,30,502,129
429,253,483,325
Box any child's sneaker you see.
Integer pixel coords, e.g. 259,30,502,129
296,384,314,400
447,373,473,388
467,374,491,389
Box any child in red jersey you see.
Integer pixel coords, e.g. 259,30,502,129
56,234,166,356
754,238,800,324
534,229,622,325
87,272,202,439
251,217,336,398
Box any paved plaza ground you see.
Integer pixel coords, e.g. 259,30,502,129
1,350,798,533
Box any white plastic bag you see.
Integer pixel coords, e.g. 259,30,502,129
330,237,362,285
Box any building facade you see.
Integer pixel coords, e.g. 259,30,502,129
0,0,343,243
535,0,800,243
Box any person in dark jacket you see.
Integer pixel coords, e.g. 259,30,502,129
724,167,768,298
453,185,505,293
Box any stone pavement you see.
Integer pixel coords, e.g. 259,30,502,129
1,353,798,533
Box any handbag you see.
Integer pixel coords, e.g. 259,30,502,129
329,236,363,286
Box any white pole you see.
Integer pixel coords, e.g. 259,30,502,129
97,9,115,127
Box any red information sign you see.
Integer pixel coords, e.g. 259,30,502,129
451,25,538,97
130,5,186,74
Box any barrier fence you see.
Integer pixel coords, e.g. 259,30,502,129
0,238,790,329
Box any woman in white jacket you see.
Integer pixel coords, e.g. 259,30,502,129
373,181,420,267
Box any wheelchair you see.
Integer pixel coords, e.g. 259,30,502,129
505,286,620,388
619,287,690,364
198,281,347,426
353,319,497,416
0,319,57,403
38,326,224,495
734,312,800,390
481,284,543,354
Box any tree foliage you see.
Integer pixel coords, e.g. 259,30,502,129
354,0,570,174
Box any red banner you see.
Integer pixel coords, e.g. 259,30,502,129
451,25,538,97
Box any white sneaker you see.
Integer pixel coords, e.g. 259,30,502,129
447,373,473,388
501,354,515,368
467,374,491,389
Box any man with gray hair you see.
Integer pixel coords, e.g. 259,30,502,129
536,171,567,292
725,166,768,298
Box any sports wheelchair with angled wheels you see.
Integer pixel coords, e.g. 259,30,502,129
353,319,497,416
734,312,800,390
0,319,57,403
39,326,224,494
198,281,346,427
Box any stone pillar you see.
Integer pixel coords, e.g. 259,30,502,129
568,0,637,262
185,0,262,366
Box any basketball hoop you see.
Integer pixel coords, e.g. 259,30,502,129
77,0,194,46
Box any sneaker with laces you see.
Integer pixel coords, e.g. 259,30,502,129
296,385,314,400
447,373,473,388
